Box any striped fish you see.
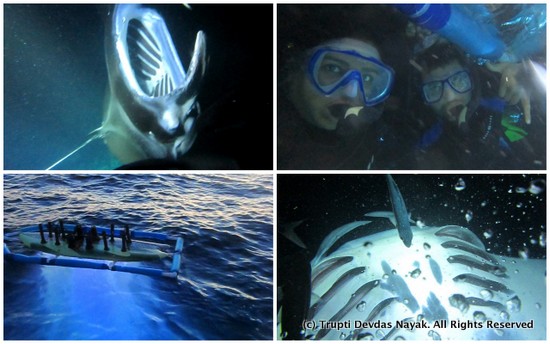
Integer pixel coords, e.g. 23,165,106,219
306,212,546,340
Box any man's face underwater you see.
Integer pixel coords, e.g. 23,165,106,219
422,61,473,125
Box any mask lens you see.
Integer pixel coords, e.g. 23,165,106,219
422,70,471,103
448,71,472,93
422,81,443,103
309,49,393,106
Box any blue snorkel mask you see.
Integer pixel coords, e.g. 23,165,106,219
308,47,394,107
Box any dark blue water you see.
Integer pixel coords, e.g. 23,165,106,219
4,174,273,340
279,174,546,259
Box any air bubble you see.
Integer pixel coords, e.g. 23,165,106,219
506,296,521,313
528,179,545,195
429,330,441,340
455,178,466,191
473,311,486,322
375,329,386,339
483,229,493,239
362,333,374,340
449,294,469,313
465,210,473,223
518,248,529,259
515,186,527,194
356,301,367,312
410,268,421,278
423,243,431,250
480,289,493,301
500,311,510,320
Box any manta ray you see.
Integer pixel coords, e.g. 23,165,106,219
305,212,546,340
47,4,206,169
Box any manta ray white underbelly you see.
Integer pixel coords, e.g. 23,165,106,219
306,212,546,340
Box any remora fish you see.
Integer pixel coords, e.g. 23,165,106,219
47,4,206,169
386,174,413,247
306,212,546,340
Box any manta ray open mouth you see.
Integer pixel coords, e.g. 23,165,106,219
125,15,184,98
103,4,207,163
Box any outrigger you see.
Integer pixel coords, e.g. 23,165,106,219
4,219,183,278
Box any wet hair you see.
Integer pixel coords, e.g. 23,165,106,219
415,42,471,75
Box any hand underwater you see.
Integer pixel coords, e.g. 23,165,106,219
486,62,531,124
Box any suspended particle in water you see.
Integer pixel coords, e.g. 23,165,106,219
516,202,523,208
539,232,546,247
455,178,466,191
416,219,425,228
481,200,488,207
483,229,494,239
465,210,473,223
528,179,545,195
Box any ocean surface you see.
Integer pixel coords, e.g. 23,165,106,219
4,174,273,340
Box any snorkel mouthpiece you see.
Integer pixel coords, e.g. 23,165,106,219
344,106,364,118
335,105,383,137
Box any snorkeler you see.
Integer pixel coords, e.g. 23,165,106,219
412,42,544,169
278,5,406,170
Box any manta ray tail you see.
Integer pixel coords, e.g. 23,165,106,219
45,128,104,170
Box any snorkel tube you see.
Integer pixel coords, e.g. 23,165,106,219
395,4,505,60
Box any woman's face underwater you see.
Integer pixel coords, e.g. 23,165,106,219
422,60,473,124
291,38,382,131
